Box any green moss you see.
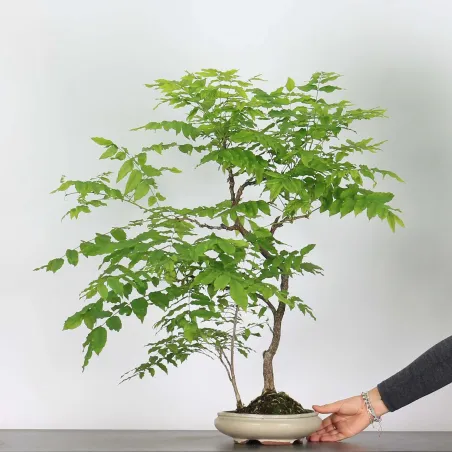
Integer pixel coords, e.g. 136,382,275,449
236,391,314,415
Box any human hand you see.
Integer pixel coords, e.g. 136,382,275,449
308,388,388,442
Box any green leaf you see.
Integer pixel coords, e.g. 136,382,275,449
99,145,117,159
137,152,147,165
131,297,148,322
157,362,168,374
299,83,317,92
183,322,198,341
47,258,64,273
149,292,170,309
111,228,127,241
367,192,394,203
394,214,405,227
300,244,316,256
179,144,193,154
257,200,271,215
229,279,248,310
314,181,326,199
191,309,219,320
142,165,162,177
319,85,341,93
340,198,355,218
95,234,111,246
63,312,83,330
83,310,96,329
367,203,378,220
65,249,79,266
387,211,396,232
380,170,404,183
286,77,295,92
107,277,123,295
134,182,150,201
92,137,113,146
218,240,235,255
214,274,231,290
354,198,367,216
329,199,341,216
106,316,122,332
97,282,109,299
125,170,142,195
90,327,107,355
300,262,323,275
117,159,134,182
148,196,158,207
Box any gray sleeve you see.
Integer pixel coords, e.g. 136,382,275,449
377,335,452,412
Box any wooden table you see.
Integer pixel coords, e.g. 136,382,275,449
0,430,451,451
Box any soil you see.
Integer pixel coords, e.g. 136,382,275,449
236,391,314,415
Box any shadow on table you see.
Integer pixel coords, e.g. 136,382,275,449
233,439,367,451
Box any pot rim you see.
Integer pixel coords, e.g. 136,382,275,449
216,410,318,420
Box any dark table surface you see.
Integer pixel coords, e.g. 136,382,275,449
0,430,451,452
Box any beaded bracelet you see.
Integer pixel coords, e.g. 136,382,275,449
361,391,383,434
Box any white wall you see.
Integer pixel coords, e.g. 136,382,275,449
1,0,452,431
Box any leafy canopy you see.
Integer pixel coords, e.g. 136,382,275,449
37,68,403,379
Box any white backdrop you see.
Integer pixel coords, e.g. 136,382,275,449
1,0,452,431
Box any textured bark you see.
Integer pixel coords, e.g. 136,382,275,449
230,306,243,409
262,275,288,393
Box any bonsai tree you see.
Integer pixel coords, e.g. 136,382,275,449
37,69,403,414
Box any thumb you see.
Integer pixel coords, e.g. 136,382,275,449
312,401,343,414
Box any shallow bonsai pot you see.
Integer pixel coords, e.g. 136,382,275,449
214,411,322,445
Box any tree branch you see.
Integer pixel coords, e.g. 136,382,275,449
217,349,233,382
270,207,321,234
235,220,272,259
177,217,223,231
235,179,256,205
176,216,236,232
226,170,272,259
256,294,277,316
228,169,236,203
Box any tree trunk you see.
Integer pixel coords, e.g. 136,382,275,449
262,275,288,393
231,306,244,409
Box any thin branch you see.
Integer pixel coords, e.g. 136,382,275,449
228,169,236,203
222,350,232,368
217,350,233,382
256,294,277,316
235,179,256,205
230,306,239,377
177,217,223,231
175,216,236,232
270,207,321,234
123,196,149,211
235,220,272,259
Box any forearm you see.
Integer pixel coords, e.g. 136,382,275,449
376,335,452,412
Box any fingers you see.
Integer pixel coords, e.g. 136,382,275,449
312,401,343,414
308,431,346,442
310,424,336,438
311,416,333,436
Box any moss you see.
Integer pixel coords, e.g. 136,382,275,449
236,391,314,415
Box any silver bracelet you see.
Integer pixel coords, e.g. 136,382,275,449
361,391,383,434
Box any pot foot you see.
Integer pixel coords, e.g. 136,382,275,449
259,439,298,446
233,439,248,444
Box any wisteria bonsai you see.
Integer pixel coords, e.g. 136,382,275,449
38,69,403,414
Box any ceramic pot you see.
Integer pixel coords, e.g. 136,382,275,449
214,411,322,445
